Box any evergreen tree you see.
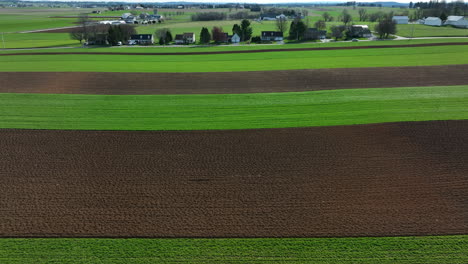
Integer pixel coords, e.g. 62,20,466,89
240,19,253,41
200,27,211,44
289,18,307,40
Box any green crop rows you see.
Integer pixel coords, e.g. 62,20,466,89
0,86,467,130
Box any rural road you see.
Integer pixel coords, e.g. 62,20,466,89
1,36,467,51
1,41,467,55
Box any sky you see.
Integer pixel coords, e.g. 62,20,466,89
31,0,416,3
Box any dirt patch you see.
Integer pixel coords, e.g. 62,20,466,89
0,120,466,238
1,42,468,55
2,65,468,95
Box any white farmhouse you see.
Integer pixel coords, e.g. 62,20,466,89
444,16,468,28
392,16,409,24
424,17,442,26
230,33,241,43
174,33,196,44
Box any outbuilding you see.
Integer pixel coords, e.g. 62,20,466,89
392,16,409,24
444,16,468,28
424,17,442,26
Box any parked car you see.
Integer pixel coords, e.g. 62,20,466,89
352,38,359,42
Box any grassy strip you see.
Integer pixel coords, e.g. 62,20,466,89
0,235,466,263
1,45,468,73
0,86,467,131
1,38,467,54
0,33,80,49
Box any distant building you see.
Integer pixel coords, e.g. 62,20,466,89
261,14,277,21
129,34,154,45
392,16,409,24
174,33,196,44
444,16,468,28
124,16,137,24
424,17,442,26
276,14,287,20
121,13,132,19
261,31,284,41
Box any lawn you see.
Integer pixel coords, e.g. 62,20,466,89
0,86,467,131
0,235,466,264
1,45,467,72
0,8,81,33
397,24,468,37
0,33,79,49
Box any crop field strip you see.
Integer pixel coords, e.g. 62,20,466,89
1,236,467,263
2,65,468,95
1,42,468,56
0,85,467,130
0,120,467,238
2,45,468,73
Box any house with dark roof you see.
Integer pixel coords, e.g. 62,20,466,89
129,34,154,45
174,33,196,44
261,31,283,41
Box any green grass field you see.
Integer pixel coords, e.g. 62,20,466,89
0,33,79,48
0,8,80,33
0,86,467,131
0,235,466,264
1,45,467,72
397,24,468,38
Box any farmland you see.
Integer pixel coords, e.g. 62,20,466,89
2,236,467,264
1,45,468,72
1,6,468,49
1,3,467,263
0,86,467,130
397,24,468,38
0,121,467,237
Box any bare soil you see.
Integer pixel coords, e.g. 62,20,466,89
2,65,468,95
0,120,466,238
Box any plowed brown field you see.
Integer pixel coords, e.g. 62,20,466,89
2,65,468,94
0,120,467,238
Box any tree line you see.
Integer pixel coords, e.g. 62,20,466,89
70,15,137,45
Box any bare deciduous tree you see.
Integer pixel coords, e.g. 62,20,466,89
314,20,326,30
70,14,91,44
276,17,288,34
358,8,368,21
